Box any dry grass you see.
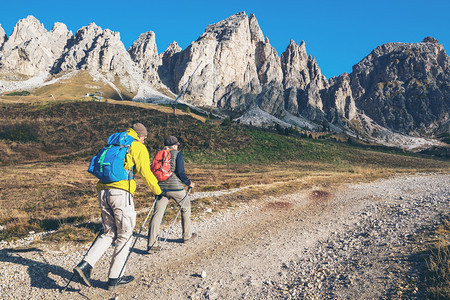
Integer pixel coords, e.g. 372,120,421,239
1,156,444,242
0,71,136,102
425,215,450,299
0,99,448,242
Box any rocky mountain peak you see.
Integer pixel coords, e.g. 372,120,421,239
249,13,264,43
164,11,267,108
0,16,72,77
281,39,309,89
54,23,123,72
128,31,160,84
422,36,439,44
0,25,6,49
51,21,142,94
128,31,158,61
343,38,450,135
48,22,72,55
7,15,46,45
163,41,182,58
202,11,264,44
50,22,69,35
75,22,103,40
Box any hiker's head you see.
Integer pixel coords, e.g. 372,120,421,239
164,136,180,149
132,123,147,143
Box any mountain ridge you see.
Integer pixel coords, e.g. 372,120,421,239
0,13,448,151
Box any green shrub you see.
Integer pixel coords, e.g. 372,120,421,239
0,123,39,142
5,90,31,96
221,116,233,126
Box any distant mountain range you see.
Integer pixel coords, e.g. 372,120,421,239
0,12,448,150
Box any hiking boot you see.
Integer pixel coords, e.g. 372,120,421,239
107,275,134,290
183,233,198,243
74,260,92,287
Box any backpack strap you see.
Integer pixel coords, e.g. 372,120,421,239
98,145,113,173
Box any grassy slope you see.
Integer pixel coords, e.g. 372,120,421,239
0,100,448,241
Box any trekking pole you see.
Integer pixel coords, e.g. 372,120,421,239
160,187,192,250
113,197,157,290
62,226,103,292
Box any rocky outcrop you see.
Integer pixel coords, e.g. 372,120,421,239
335,37,450,136
161,12,265,109
128,31,161,85
279,40,329,120
160,12,329,124
157,41,182,91
323,73,357,126
0,16,71,78
52,23,141,93
0,25,6,50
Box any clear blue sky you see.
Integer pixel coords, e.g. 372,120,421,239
1,0,449,79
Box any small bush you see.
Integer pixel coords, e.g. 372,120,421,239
0,123,40,142
5,90,30,96
221,116,233,126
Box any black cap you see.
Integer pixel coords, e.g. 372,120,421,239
164,136,180,146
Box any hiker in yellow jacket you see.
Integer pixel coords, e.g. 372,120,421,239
73,123,162,290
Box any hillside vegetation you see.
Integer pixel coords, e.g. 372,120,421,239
0,99,448,241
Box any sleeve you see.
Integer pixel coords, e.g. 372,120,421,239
132,142,162,195
174,152,191,186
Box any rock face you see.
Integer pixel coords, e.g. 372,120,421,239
340,37,450,136
322,73,357,126
0,16,72,78
0,25,6,49
280,39,329,120
160,12,329,124
52,23,141,93
128,31,161,85
160,12,265,109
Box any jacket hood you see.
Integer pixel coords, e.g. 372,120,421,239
126,128,139,140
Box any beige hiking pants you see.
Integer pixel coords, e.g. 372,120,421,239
84,189,136,279
147,190,191,248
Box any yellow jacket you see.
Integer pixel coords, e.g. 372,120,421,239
96,128,162,196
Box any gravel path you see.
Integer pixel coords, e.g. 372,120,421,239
0,173,448,299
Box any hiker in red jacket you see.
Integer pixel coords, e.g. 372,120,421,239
147,136,195,252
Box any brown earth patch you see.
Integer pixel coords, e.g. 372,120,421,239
264,201,294,210
310,190,332,204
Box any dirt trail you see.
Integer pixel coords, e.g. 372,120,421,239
0,173,448,299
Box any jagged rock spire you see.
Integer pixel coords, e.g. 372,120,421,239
128,31,159,67
0,15,71,77
0,24,6,49
128,31,161,84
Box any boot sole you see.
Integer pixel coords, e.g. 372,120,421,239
74,267,92,287
108,280,133,290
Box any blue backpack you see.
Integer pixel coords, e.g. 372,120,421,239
88,132,135,183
